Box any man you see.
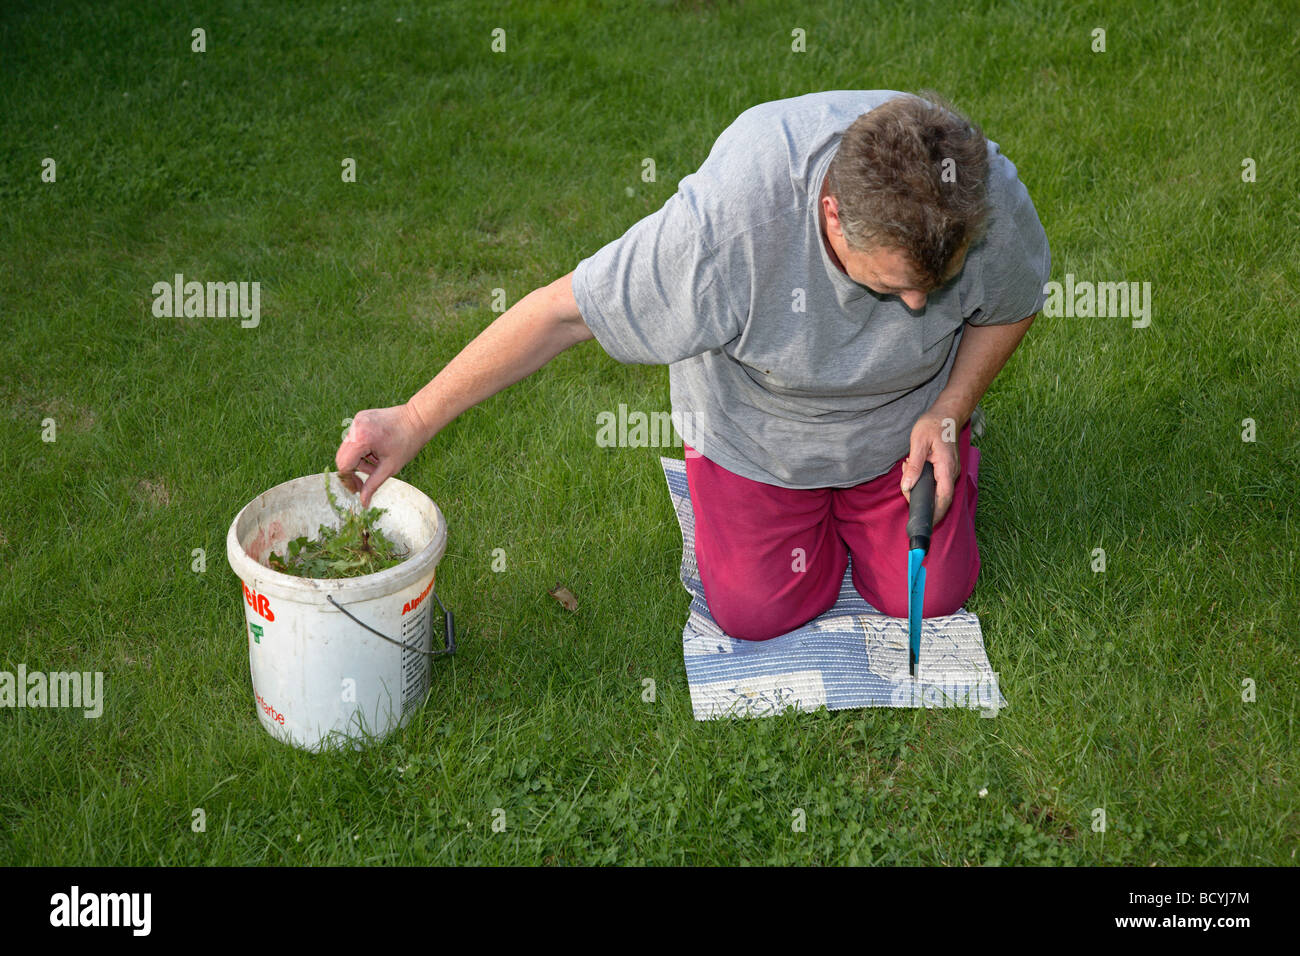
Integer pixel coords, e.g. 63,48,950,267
336,90,1050,641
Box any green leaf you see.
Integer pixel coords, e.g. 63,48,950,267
265,472,409,579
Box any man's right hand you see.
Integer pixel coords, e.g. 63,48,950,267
336,404,431,507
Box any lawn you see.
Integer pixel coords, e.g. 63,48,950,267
1,0,1296,865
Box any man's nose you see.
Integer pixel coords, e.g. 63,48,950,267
900,290,927,310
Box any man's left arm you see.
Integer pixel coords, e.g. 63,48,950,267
900,312,1036,524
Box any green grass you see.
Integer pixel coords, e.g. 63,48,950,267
1,0,1297,865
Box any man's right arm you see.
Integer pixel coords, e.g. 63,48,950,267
405,271,591,441
336,271,593,504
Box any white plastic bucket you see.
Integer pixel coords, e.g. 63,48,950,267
226,472,450,752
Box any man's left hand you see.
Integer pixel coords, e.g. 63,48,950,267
900,413,961,527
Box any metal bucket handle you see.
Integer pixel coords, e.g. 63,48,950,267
325,589,456,659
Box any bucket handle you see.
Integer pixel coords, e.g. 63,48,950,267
325,589,456,658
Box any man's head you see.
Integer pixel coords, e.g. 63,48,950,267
821,92,989,309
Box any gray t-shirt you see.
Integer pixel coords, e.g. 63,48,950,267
571,90,1050,488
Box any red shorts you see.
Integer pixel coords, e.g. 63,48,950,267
684,422,981,641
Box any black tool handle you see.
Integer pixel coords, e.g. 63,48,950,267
906,461,936,553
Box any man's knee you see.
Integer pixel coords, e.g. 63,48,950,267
701,552,843,640
708,583,837,641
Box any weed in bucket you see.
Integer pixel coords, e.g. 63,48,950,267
268,472,408,578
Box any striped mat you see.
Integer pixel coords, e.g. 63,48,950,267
661,456,1007,720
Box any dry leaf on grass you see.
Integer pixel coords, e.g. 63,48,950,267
548,584,578,612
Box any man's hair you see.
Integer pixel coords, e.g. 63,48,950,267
824,91,990,289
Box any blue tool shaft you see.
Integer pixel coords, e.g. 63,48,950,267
905,462,936,679
908,549,926,677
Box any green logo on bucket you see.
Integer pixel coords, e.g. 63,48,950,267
250,622,263,644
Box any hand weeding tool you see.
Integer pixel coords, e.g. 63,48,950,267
906,461,936,679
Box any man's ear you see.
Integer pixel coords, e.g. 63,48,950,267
940,236,972,284
822,193,843,238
